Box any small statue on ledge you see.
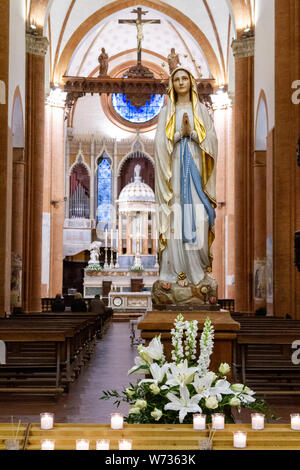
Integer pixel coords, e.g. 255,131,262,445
88,241,101,265
167,48,181,75
98,47,109,76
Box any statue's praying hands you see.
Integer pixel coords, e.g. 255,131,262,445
181,112,192,137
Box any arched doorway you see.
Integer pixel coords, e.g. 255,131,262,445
253,91,268,311
11,88,25,311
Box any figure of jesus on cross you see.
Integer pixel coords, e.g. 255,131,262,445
118,8,161,65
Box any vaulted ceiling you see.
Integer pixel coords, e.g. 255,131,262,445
28,0,255,87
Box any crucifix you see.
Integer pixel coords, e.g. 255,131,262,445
118,7,161,66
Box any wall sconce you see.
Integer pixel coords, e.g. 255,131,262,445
27,21,38,35
241,27,254,38
50,198,67,208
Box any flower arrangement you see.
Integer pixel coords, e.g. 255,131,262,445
85,263,103,273
100,314,268,424
130,265,144,272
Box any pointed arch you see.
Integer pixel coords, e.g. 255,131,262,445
255,90,269,151
11,87,24,148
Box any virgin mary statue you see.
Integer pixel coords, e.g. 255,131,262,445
155,67,218,287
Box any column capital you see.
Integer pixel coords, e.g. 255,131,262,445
26,33,49,56
231,36,255,59
45,89,67,108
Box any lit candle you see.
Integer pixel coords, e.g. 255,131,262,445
76,439,90,450
111,413,123,430
40,413,54,430
119,439,132,450
233,431,247,448
96,439,110,450
105,229,108,248
41,439,55,450
291,414,300,430
193,414,206,430
212,413,225,430
251,413,265,430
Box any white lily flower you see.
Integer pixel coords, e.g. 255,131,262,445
212,379,233,401
192,371,217,398
166,360,198,387
128,356,149,375
231,384,256,404
164,385,202,423
147,336,165,361
138,363,170,385
239,388,256,404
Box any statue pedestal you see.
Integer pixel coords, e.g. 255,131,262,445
138,310,240,376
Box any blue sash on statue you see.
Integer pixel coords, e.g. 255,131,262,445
180,137,215,243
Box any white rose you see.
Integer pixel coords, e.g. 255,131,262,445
229,397,241,407
135,399,147,409
151,408,162,421
149,383,160,395
231,383,245,393
129,407,140,415
205,396,219,409
243,386,253,394
125,388,135,397
219,363,231,375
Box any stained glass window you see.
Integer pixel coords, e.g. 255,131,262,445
112,93,164,123
97,157,112,224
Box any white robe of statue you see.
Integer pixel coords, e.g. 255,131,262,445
154,68,218,285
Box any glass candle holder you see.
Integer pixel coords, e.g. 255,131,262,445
5,439,20,450
233,431,247,448
40,413,54,430
76,439,90,450
193,414,206,430
111,413,124,430
291,414,300,430
118,439,132,450
198,438,213,450
251,413,265,430
96,439,110,450
41,439,55,450
212,413,225,430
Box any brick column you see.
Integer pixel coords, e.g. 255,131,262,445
23,33,48,312
45,93,65,298
0,0,12,317
12,149,25,260
271,0,300,318
11,149,25,309
253,151,266,311
231,35,255,312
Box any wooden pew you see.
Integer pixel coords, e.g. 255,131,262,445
0,310,112,397
232,314,300,394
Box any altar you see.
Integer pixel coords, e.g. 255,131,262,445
108,291,152,311
83,270,158,298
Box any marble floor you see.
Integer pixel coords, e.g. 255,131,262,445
0,321,299,424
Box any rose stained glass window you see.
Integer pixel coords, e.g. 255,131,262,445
97,157,112,224
112,93,164,123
